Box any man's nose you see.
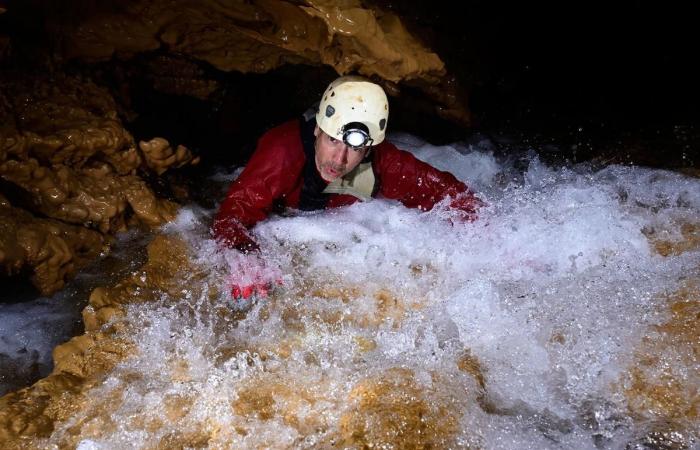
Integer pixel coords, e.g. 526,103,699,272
332,146,349,164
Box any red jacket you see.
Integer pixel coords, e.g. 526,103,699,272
213,119,480,250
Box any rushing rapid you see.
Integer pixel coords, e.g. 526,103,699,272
7,133,700,449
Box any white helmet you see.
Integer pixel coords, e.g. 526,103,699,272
316,75,389,147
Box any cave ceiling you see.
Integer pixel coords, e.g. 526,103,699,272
8,0,471,126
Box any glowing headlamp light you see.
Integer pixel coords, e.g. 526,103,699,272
342,122,373,150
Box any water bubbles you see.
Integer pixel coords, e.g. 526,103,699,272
23,135,700,449
365,244,385,267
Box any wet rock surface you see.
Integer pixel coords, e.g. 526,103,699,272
14,0,470,126
0,235,189,445
0,212,697,448
0,73,199,295
0,195,104,296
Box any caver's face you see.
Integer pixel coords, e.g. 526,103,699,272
314,125,369,182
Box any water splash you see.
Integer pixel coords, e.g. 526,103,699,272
4,135,699,449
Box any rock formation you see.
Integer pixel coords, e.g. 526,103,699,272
0,194,104,295
0,73,199,295
0,235,192,445
618,240,699,446
38,0,470,125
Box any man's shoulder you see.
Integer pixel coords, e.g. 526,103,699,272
374,139,399,152
372,139,413,167
253,119,305,165
259,119,302,147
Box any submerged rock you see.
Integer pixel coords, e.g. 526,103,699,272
0,235,192,446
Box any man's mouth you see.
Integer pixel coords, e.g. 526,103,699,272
323,165,344,179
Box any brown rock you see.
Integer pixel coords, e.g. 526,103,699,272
338,368,460,449
139,137,200,176
0,235,193,446
0,199,104,295
615,280,699,443
0,73,198,294
43,0,469,124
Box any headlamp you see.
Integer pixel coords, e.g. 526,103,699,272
342,122,373,150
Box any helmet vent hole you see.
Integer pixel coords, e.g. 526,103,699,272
331,91,335,97
325,105,335,117
379,119,386,130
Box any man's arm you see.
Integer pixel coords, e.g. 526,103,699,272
213,127,303,250
375,142,483,220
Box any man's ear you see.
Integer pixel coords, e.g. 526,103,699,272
314,125,320,137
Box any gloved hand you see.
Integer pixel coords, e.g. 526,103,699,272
230,278,281,300
448,190,486,223
225,251,282,301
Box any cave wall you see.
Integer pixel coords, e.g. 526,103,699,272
0,73,199,295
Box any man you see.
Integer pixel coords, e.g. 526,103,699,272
213,75,482,297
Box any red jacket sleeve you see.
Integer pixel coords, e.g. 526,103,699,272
213,122,304,250
375,142,483,220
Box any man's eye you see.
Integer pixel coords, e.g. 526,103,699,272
329,136,337,143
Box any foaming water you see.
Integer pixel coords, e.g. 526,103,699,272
35,135,700,448
0,230,151,396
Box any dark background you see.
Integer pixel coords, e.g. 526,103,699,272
386,1,699,166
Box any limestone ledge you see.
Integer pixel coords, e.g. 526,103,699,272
47,0,470,125
0,196,105,295
0,74,199,295
618,279,699,442
0,235,193,446
612,229,699,445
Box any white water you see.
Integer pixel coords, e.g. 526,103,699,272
28,134,700,448
0,230,151,396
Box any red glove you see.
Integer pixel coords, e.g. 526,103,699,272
225,252,282,301
230,279,282,299
440,190,486,224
